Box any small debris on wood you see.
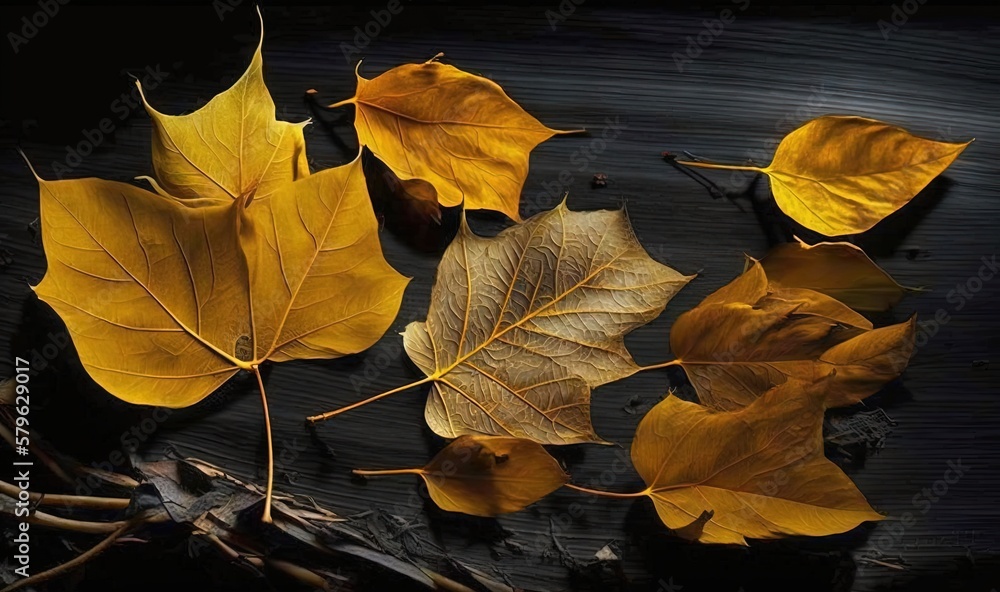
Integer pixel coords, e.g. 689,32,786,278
903,246,929,260
858,549,908,571
28,217,40,243
623,394,656,415
591,173,608,188
594,543,620,562
825,408,896,451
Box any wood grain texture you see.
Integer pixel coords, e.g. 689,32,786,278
0,4,998,591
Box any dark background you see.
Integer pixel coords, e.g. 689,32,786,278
1,2,998,591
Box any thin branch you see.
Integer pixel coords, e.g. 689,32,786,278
73,466,140,489
267,558,332,591
206,533,332,590
23,509,129,534
0,480,130,510
0,521,132,592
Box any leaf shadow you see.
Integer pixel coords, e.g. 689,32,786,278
622,500,869,592
8,297,247,470
785,177,953,256
855,177,953,258
361,147,461,253
10,297,138,463
304,90,357,162
10,295,291,482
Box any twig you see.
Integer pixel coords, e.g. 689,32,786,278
206,533,332,590
24,509,130,534
0,521,132,592
0,480,130,510
268,558,332,591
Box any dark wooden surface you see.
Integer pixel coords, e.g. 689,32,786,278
1,4,999,591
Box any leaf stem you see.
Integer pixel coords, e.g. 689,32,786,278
327,97,355,109
306,376,434,423
352,468,424,477
252,366,275,524
636,359,681,372
563,483,648,499
676,160,763,172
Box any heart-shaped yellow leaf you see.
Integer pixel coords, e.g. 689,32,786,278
354,435,568,517
762,116,971,235
333,58,576,221
138,12,309,205
675,116,970,235
401,201,693,444
757,238,915,311
632,381,883,545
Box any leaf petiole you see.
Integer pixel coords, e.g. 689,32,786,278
563,483,648,499
636,359,681,372
252,366,275,523
352,468,423,477
675,160,763,172
327,97,355,109
306,376,435,423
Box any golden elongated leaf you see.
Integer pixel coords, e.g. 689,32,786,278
758,238,914,311
333,58,575,221
678,116,970,235
402,201,693,444
762,116,971,235
33,157,407,407
671,262,914,410
138,13,309,204
632,381,883,545
355,436,568,517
